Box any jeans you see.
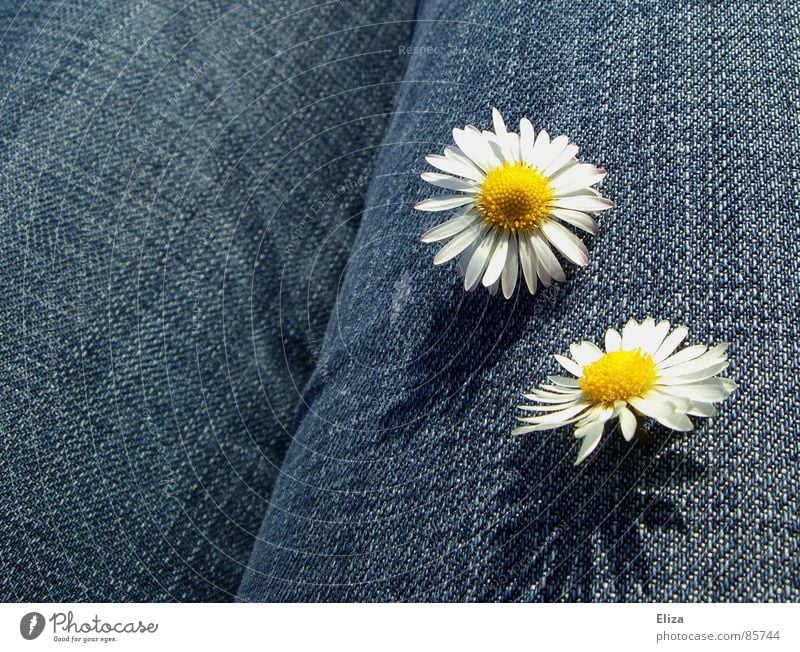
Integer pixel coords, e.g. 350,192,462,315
237,0,800,600
0,0,416,601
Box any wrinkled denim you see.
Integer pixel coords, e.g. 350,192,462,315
0,0,416,601
238,0,800,601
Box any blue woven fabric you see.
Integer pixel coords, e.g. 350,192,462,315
238,0,800,601
0,0,416,601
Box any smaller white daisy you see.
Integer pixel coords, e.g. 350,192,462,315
416,107,613,299
513,317,737,465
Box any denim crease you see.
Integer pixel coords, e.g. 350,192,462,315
0,0,417,601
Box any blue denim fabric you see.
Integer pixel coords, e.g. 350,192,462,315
0,0,416,601
238,0,800,601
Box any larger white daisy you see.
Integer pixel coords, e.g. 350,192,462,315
416,108,613,299
513,318,737,465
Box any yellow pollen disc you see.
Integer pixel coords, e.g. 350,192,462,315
476,162,553,232
578,349,657,404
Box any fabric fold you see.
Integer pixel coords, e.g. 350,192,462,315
238,0,800,601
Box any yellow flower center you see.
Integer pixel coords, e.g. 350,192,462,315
578,349,657,404
476,162,553,232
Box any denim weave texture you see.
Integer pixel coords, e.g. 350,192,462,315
238,0,800,601
0,0,417,600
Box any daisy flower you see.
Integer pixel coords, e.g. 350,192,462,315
415,108,613,299
513,318,737,465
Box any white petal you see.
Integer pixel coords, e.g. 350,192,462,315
549,208,597,234
444,145,478,168
555,187,603,200
522,398,578,409
543,143,579,177
530,231,566,283
525,389,581,403
529,239,552,285
540,220,589,266
640,319,671,355
529,129,551,168
652,326,689,362
516,415,571,426
458,240,477,276
574,421,605,464
554,353,583,377
659,344,708,368
501,234,519,299
520,399,581,413
425,154,484,182
482,231,509,287
658,362,730,386
618,406,638,441
464,231,497,289
463,254,483,290
512,420,573,434
570,341,603,366
538,134,569,170
642,389,691,414
658,344,729,377
517,233,538,294
551,195,614,212
433,223,486,265
541,383,581,394
420,210,479,243
575,404,614,430
420,172,479,193
525,401,591,425
640,317,656,332
551,164,607,192
519,118,535,165
605,328,622,352
529,386,582,397
482,133,506,162
549,157,580,180
492,107,507,136
654,412,694,432
687,402,717,417
488,278,500,296
658,379,737,403
415,194,475,212
509,132,522,162
628,395,676,419
630,317,657,350
453,127,501,172
547,375,580,388
621,318,642,350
